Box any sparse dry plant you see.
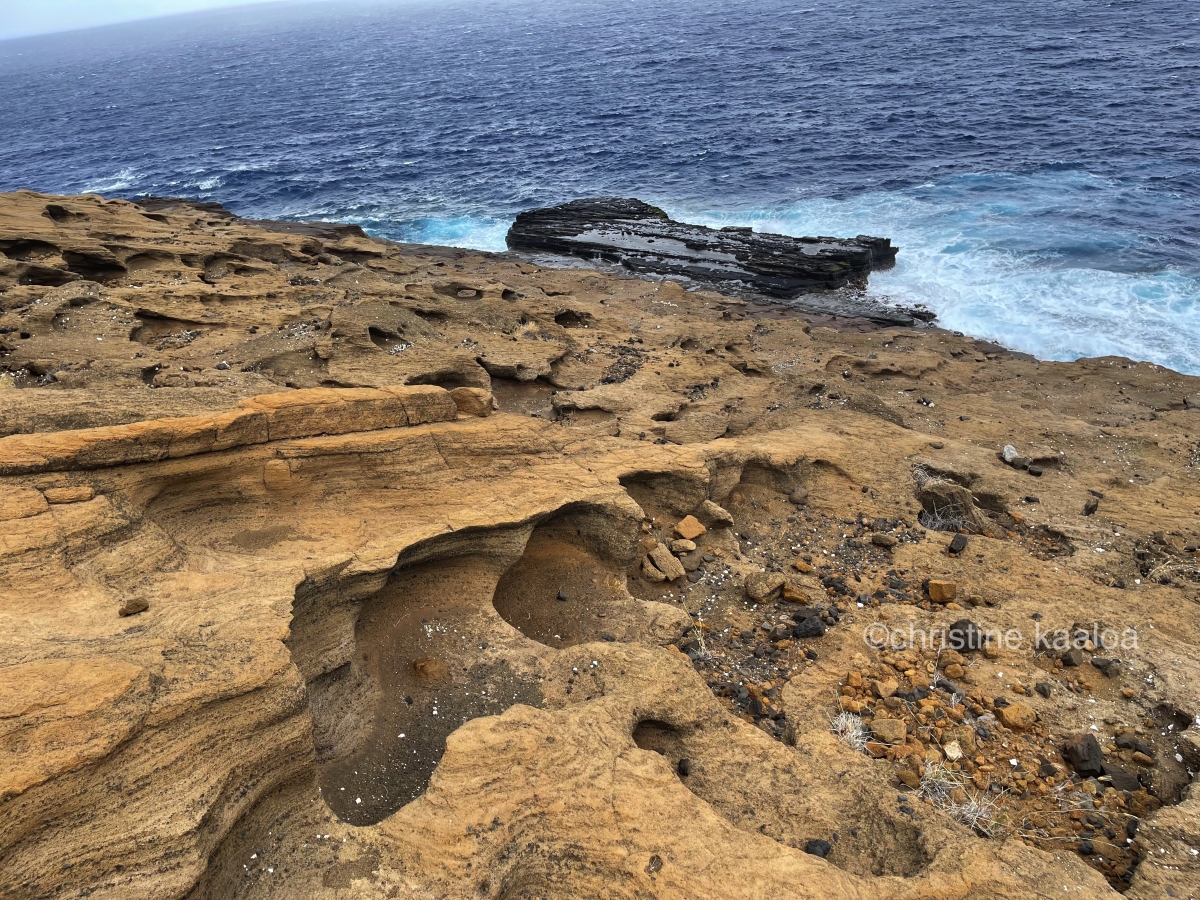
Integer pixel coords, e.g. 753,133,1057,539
828,711,869,752
919,762,1002,837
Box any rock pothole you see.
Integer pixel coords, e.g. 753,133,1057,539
289,530,546,826
288,500,676,826
492,512,635,648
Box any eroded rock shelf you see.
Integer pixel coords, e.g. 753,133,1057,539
1,191,1199,900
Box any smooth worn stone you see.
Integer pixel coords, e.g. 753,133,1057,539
871,533,897,548
449,387,496,417
670,539,697,554
674,515,707,541
0,486,48,520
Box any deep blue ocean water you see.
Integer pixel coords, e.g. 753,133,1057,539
1,0,1198,372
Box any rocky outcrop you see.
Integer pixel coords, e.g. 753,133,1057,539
0,385,461,476
2,191,1200,900
506,197,928,325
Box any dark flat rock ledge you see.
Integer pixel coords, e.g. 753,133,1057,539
506,197,934,326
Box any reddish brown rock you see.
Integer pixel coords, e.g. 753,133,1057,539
927,579,958,603
674,515,707,541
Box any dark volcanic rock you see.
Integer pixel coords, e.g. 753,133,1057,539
506,198,930,325
1063,733,1104,776
792,616,827,639
803,839,833,858
1102,763,1141,793
947,618,985,652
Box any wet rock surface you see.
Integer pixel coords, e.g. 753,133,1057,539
506,197,929,325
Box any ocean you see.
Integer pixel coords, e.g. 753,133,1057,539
1,0,1197,372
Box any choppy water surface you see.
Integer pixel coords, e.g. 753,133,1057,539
1,0,1197,370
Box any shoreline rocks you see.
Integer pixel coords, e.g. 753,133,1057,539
506,198,933,325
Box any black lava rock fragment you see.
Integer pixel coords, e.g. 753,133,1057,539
1063,733,1105,776
1102,763,1141,793
803,839,832,858
793,616,827,639
1061,648,1085,667
948,618,985,652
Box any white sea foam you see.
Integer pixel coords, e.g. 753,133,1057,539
393,216,510,252
353,216,507,253
80,167,139,194
396,178,1199,374
672,176,1200,375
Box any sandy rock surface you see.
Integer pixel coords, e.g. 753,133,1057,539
1,191,1198,899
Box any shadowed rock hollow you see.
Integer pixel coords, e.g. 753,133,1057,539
2,191,1199,900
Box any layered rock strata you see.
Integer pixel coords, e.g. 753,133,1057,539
1,191,1198,900
506,197,926,325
